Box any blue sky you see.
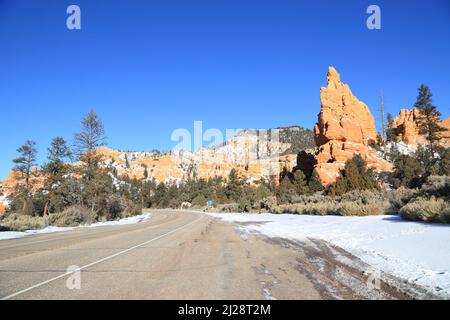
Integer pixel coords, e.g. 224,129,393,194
0,0,449,179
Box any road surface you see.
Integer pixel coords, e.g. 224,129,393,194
0,210,428,300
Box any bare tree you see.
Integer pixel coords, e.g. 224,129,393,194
380,91,387,159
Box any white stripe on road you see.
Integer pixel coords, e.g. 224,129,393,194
1,217,200,300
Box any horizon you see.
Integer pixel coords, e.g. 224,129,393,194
1,0,450,179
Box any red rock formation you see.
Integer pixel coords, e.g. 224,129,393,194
441,117,450,145
391,108,450,146
0,169,45,214
313,67,392,186
0,130,302,212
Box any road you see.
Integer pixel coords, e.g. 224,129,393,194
0,210,429,300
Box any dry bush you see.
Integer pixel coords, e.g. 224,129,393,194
0,213,48,231
399,197,450,223
420,175,450,199
260,196,278,212
290,192,329,205
387,187,418,213
123,202,143,217
47,205,97,227
271,189,392,216
272,200,340,216
338,200,389,216
217,203,240,213
339,189,385,202
106,195,127,220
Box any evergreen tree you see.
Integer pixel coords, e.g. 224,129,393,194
431,147,450,176
73,111,109,213
386,113,397,143
225,169,243,202
308,170,324,193
142,164,149,180
276,176,296,204
328,155,379,196
293,170,309,195
42,137,72,215
12,140,37,214
73,110,107,181
391,154,424,189
124,154,130,169
414,85,447,154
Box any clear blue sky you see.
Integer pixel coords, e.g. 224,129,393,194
1,0,449,179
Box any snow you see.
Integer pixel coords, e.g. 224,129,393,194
386,142,417,155
207,212,450,297
0,193,10,208
0,213,151,241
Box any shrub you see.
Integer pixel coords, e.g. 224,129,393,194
338,201,389,216
269,189,392,216
218,203,240,213
302,202,340,215
191,194,207,207
0,213,48,231
420,175,450,199
47,205,96,227
387,187,418,213
106,195,126,220
399,197,450,223
290,192,328,205
124,202,143,217
260,196,277,212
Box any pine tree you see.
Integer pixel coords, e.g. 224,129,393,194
73,111,109,213
414,85,447,154
225,169,243,202
391,154,424,188
293,170,309,195
308,170,324,193
125,154,130,169
12,140,37,214
74,110,107,181
142,164,149,180
276,176,296,204
42,137,72,215
328,155,379,196
386,113,397,143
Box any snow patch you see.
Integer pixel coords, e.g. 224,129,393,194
0,213,151,241
207,212,450,297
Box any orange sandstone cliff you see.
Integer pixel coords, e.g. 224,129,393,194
312,67,392,185
391,108,450,147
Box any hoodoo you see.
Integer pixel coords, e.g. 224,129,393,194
312,67,392,186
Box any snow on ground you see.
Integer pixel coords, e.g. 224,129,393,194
0,213,151,241
207,212,450,297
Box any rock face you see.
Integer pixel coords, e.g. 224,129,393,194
96,127,302,184
391,108,450,146
97,126,313,185
441,118,450,145
0,126,312,213
313,67,392,186
0,169,45,214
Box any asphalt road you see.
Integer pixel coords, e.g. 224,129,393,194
0,210,432,300
0,210,322,300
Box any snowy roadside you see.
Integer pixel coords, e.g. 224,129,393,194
0,213,151,241
207,212,450,298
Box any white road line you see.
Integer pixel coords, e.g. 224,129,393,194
1,217,200,300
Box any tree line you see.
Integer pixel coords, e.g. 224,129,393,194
5,83,449,223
